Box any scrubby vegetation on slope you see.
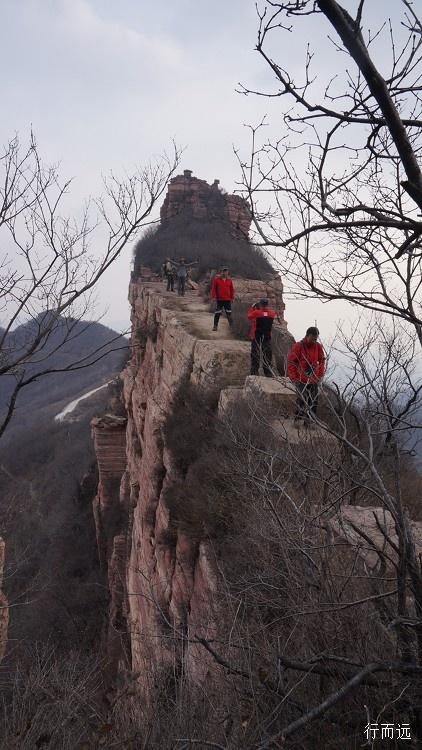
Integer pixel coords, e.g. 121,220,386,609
133,215,274,280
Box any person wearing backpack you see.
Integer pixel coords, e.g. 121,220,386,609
287,327,326,423
162,258,175,292
247,298,277,376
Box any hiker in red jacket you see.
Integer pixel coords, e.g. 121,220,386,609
212,268,234,331
248,299,277,377
287,327,326,422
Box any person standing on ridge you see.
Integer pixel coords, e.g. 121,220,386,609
212,267,234,331
287,326,326,424
171,257,198,296
247,298,277,376
162,257,175,292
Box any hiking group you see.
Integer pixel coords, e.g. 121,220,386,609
162,262,326,424
210,268,326,425
247,305,325,425
162,257,198,296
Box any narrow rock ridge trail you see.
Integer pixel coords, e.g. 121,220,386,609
91,278,297,682
91,276,422,694
159,287,236,341
156,283,422,568
138,281,309,432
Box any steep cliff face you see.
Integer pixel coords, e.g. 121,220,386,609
92,156,296,688
92,283,261,686
91,415,130,670
125,285,255,685
92,277,422,725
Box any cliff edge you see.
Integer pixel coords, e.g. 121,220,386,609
92,279,292,688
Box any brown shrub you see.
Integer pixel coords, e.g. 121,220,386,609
133,215,274,280
163,380,219,475
162,381,235,540
164,448,233,540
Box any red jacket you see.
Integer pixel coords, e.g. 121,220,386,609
287,339,326,384
247,307,277,340
212,277,234,301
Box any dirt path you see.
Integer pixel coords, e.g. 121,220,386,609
161,288,236,340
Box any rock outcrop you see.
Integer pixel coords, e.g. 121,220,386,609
91,415,130,670
124,284,254,686
160,169,252,238
93,163,422,703
329,505,422,572
92,281,260,689
92,277,422,701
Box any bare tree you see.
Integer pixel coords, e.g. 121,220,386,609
131,319,422,748
203,319,422,746
229,5,422,736
236,0,422,344
0,132,180,438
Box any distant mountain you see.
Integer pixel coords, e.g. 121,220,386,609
0,315,129,655
0,315,129,443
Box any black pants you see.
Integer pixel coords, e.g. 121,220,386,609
166,274,174,291
177,276,186,296
295,382,319,418
251,337,273,377
213,300,232,328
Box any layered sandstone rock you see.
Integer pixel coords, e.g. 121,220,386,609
91,415,130,669
93,272,422,704
160,169,252,238
329,505,422,572
125,283,254,688
231,275,287,325
92,282,257,691
91,255,422,722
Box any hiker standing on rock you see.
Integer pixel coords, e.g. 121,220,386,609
248,299,277,377
171,257,198,296
212,267,234,331
287,327,326,424
162,257,175,292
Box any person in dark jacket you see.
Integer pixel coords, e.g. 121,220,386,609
287,326,326,422
212,268,235,331
162,258,175,292
170,257,198,296
247,299,277,377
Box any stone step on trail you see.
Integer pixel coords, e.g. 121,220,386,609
219,374,296,417
161,287,236,341
219,373,339,449
134,283,250,392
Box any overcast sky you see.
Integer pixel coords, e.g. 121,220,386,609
0,0,404,342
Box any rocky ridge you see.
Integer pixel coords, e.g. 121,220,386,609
91,278,290,686
91,276,422,696
160,169,252,238
92,271,251,681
